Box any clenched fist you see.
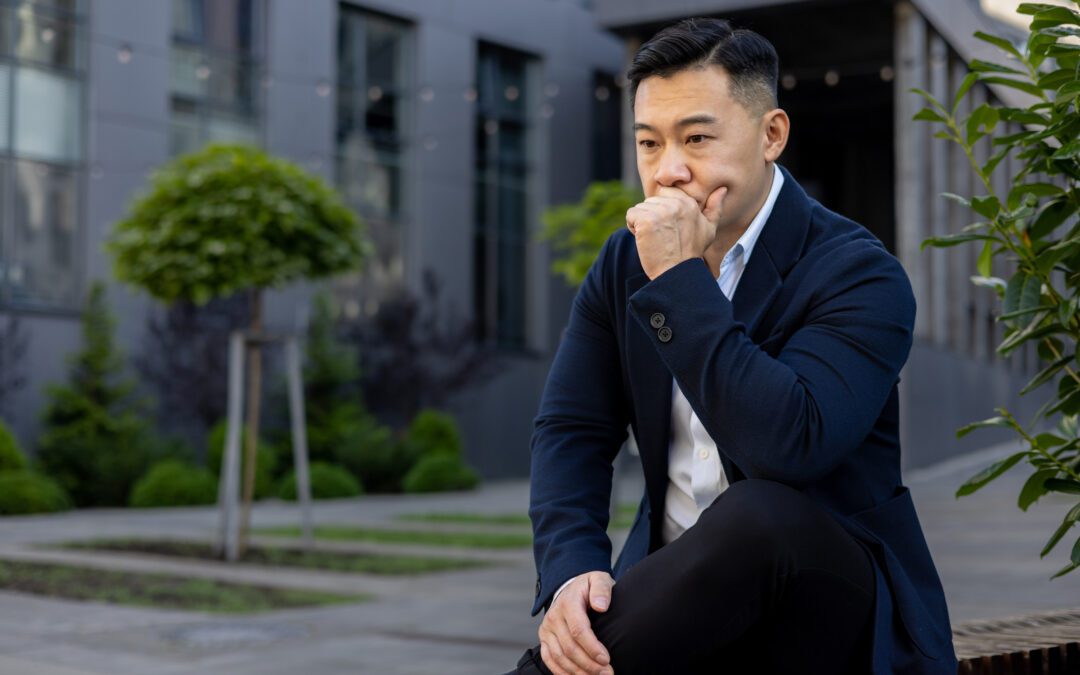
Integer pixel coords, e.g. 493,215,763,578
626,185,728,279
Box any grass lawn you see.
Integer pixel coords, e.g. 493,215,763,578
394,503,641,532
59,539,492,575
256,526,533,549
0,559,364,613
397,512,532,526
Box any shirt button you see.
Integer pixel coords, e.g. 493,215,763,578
650,312,666,329
698,448,709,460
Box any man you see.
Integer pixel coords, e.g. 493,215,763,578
504,17,956,675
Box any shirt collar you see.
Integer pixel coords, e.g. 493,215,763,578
723,162,784,267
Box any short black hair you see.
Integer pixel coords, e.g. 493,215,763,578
627,18,779,116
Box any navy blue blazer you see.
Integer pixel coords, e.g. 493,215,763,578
528,165,957,674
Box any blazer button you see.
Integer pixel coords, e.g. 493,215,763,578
650,312,666,329
657,326,673,343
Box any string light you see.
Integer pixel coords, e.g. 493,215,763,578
116,43,132,64
463,87,477,102
594,85,610,101
781,73,796,90
880,65,895,82
418,86,434,102
544,82,559,98
824,70,840,86
504,85,519,102
367,85,383,101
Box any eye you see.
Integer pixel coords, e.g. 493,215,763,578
687,134,709,144
637,139,658,149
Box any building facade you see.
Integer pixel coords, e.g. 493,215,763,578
0,0,624,479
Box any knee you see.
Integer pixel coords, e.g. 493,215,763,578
696,479,807,547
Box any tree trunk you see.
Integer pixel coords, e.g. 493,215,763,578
237,287,263,557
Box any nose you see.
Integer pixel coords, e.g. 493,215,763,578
653,148,691,188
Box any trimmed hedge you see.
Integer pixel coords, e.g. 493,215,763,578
0,422,27,472
0,471,71,515
406,409,463,458
402,455,479,493
129,460,217,508
276,462,362,501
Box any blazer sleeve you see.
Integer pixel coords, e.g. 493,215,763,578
627,235,915,488
528,233,630,616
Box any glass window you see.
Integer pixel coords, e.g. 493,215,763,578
11,7,82,70
13,66,80,162
169,0,262,156
474,42,534,348
9,160,78,307
0,64,9,151
334,6,410,298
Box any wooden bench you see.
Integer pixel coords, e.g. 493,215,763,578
953,608,1080,674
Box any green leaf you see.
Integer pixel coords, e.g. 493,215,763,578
977,239,995,277
1051,140,1080,160
956,451,1028,496
1021,353,1074,395
971,275,1007,292
978,75,1047,98
1007,182,1064,210
1035,432,1068,448
952,71,980,115
1019,469,1057,510
1030,6,1080,30
1004,272,1028,318
969,58,1025,74
971,195,1002,220
1018,3,1067,16
1060,297,1079,330
1031,200,1078,240
966,104,1001,143
983,147,1011,177
1019,274,1045,325
914,107,948,124
1045,478,1080,495
909,87,947,113
921,233,997,250
1040,501,1080,557
973,31,1024,60
1054,533,1080,574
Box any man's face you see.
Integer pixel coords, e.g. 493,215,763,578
633,65,775,233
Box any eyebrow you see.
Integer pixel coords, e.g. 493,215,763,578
633,115,719,132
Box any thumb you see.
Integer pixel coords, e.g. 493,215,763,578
588,573,614,612
703,185,728,224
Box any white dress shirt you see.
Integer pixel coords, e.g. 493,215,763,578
551,164,785,606
661,162,783,544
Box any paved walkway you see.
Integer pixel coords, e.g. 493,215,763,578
0,441,1077,674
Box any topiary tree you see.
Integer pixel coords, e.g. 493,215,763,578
35,281,154,507
541,181,643,287
406,409,463,458
402,454,479,494
107,143,369,552
916,1,1080,577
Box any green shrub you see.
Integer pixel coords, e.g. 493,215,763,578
0,471,71,515
333,415,419,493
0,422,27,472
402,455,479,494
206,419,276,499
276,462,362,501
406,409,463,458
35,282,154,507
129,460,217,508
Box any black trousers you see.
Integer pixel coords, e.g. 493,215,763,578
517,479,876,675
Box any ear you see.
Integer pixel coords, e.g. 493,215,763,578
761,108,790,163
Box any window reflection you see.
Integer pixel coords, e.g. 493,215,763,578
169,0,262,155
334,7,410,298
10,160,78,306
474,42,534,348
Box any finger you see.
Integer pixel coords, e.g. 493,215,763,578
565,601,610,667
588,573,614,613
544,635,578,673
702,185,729,223
555,612,607,673
655,185,698,206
